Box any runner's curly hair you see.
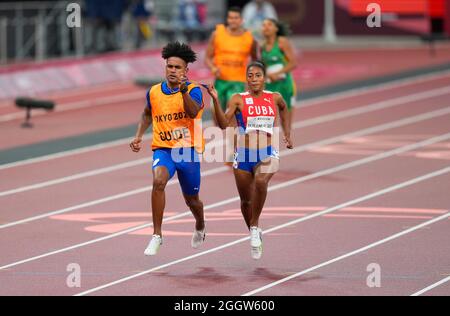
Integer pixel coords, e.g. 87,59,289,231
162,41,197,64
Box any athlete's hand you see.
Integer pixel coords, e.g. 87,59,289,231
268,73,282,83
130,138,143,153
204,84,218,100
211,66,221,79
284,134,293,149
179,74,188,92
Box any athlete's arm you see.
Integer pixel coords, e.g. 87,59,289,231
276,37,297,75
182,90,202,118
250,38,260,61
206,85,239,130
205,31,220,78
130,106,152,153
274,93,293,149
180,77,202,118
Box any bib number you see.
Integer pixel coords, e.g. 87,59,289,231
267,64,286,82
246,116,275,134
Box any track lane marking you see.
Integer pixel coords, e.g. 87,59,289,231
2,69,450,170
74,166,450,296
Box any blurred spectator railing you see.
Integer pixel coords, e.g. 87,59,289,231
0,0,226,65
0,17,7,64
0,1,77,64
153,0,224,43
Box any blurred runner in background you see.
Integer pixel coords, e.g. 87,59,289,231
261,19,297,129
205,6,259,163
205,6,259,113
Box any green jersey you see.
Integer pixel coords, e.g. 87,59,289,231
262,38,296,109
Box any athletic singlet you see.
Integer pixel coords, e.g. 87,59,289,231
235,91,277,135
262,38,293,83
148,82,205,153
213,24,254,82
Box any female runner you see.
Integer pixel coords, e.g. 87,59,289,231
205,61,293,259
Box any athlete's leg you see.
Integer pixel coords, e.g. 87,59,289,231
184,192,206,248
233,168,255,230
250,158,279,227
211,80,228,127
289,108,294,131
289,80,297,131
225,82,245,163
151,166,170,236
176,149,205,231
151,150,176,236
215,79,229,112
144,150,176,255
183,193,205,231
176,149,206,248
287,95,294,131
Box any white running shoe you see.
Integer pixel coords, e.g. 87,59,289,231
144,235,162,256
191,229,206,249
250,227,263,260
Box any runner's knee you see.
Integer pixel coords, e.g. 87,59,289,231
241,199,252,209
185,196,203,210
255,177,270,191
153,178,168,192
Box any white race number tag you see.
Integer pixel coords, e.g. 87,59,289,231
246,116,275,134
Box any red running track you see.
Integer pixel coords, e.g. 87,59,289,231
0,70,449,296
2,44,450,150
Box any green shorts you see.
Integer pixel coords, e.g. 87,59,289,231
266,77,297,111
215,79,246,111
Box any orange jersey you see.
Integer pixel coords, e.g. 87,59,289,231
213,24,254,82
149,82,205,153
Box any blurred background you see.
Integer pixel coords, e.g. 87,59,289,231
1,0,450,154
1,0,449,63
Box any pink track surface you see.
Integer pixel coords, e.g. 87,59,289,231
0,48,449,296
2,44,450,150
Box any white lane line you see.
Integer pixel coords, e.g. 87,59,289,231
298,69,450,109
0,158,152,197
0,138,223,197
243,209,450,296
0,211,195,271
0,166,228,230
3,85,450,196
411,276,450,296
74,166,450,296
2,107,450,229
2,69,450,170
2,132,450,271
292,86,450,129
0,137,139,171
0,119,208,172
3,63,450,112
